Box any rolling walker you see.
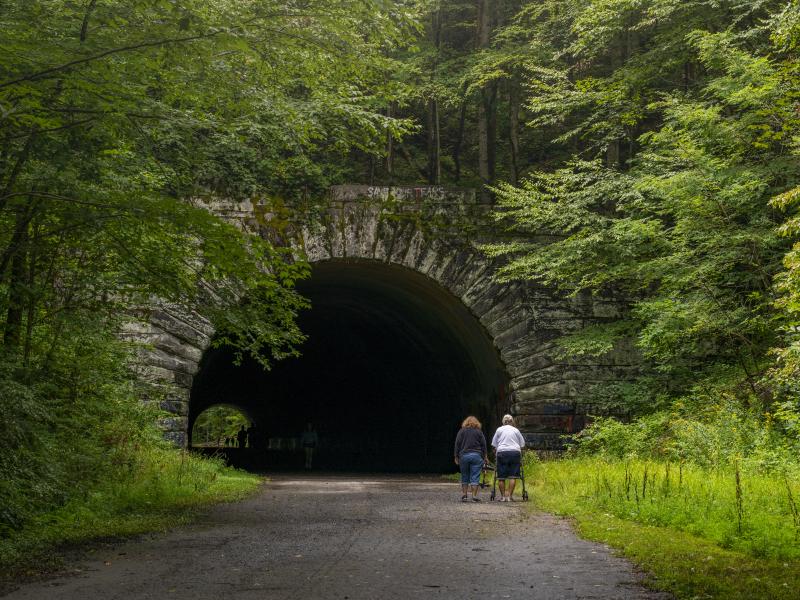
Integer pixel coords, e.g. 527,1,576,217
489,456,529,502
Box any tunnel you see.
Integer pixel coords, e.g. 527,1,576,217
188,259,510,472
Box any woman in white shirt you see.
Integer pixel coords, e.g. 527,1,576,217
490,414,526,502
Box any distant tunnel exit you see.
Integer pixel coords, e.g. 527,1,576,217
188,259,510,472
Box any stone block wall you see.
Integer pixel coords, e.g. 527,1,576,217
131,185,632,449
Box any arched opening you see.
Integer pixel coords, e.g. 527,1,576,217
190,405,251,448
189,259,510,472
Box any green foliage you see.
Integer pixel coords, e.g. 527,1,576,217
573,408,800,473
192,405,250,446
0,329,150,533
529,458,800,599
530,455,800,559
0,0,418,541
0,445,260,573
487,0,800,413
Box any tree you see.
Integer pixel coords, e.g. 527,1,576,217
0,0,418,531
484,0,800,413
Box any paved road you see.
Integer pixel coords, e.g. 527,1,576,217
4,475,669,599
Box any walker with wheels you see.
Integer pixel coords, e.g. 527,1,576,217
489,455,529,502
479,462,495,489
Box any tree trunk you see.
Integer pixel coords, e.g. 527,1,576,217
426,3,443,185
508,80,521,185
606,140,620,168
22,225,39,365
80,0,98,42
476,0,496,200
0,131,37,213
0,196,38,282
478,86,497,187
426,98,441,184
4,222,28,349
385,102,395,179
453,92,468,183
368,154,375,185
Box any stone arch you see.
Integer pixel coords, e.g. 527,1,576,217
131,186,633,450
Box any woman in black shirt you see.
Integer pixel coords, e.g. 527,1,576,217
453,416,488,502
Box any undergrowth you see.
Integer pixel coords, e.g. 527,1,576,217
0,446,261,577
527,454,800,599
0,328,261,582
524,396,800,600
528,455,800,560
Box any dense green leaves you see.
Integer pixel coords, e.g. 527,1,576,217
0,1,417,532
487,1,800,417
192,405,249,446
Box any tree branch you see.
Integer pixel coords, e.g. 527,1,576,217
3,118,97,141
0,191,146,213
0,12,333,91
0,29,232,90
80,0,98,43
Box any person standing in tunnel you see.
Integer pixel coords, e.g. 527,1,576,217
237,425,247,449
491,414,526,502
454,416,487,502
247,424,258,452
301,423,319,470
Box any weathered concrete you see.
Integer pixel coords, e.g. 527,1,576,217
131,185,631,449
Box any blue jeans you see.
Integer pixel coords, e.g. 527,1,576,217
459,452,483,486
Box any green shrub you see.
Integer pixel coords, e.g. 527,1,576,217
0,444,260,571
529,457,800,561
0,322,261,573
0,327,157,535
573,398,800,474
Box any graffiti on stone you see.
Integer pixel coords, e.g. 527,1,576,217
331,185,469,204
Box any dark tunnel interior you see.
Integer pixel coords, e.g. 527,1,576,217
189,259,510,472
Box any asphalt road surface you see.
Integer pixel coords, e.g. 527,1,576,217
4,475,670,600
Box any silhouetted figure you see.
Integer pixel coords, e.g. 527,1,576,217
247,425,259,451
301,423,318,470
237,425,247,449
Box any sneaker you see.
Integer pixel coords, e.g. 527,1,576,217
461,495,469,502
472,497,481,502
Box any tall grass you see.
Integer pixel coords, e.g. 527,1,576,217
526,455,800,560
0,446,261,572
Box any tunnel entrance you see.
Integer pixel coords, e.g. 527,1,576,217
189,259,510,472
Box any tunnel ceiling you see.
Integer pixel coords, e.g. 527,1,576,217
189,259,509,472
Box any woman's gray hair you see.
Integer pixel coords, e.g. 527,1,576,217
502,414,514,425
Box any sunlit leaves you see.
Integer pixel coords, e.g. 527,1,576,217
0,1,421,530
487,0,800,410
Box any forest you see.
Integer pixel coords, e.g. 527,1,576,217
1,1,800,597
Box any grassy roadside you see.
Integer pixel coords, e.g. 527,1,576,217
526,457,800,599
0,447,262,586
